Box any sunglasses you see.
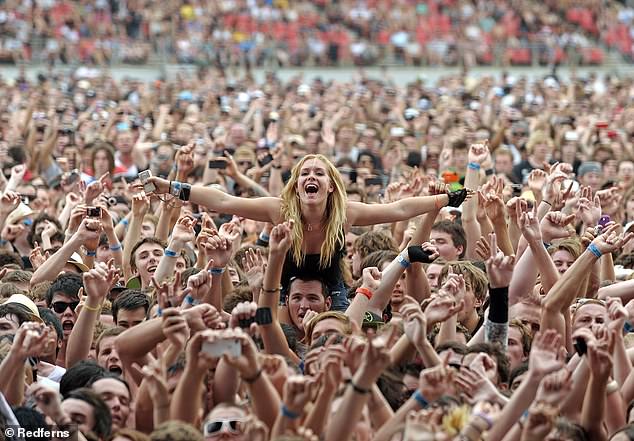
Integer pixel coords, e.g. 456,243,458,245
51,301,79,314
203,419,242,435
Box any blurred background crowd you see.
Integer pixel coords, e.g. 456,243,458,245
1,0,633,67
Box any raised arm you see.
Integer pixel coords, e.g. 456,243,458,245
148,176,281,223
258,221,300,364
347,188,469,226
66,262,117,368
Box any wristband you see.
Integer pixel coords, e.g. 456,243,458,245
85,250,97,257
208,267,225,275
397,254,411,269
356,287,373,300
178,183,192,201
587,243,602,258
472,412,494,430
467,162,481,171
119,218,129,226
164,248,178,257
485,168,494,176
243,368,263,384
156,307,163,317
109,243,122,251
349,380,370,394
185,295,196,305
259,232,270,242
0,239,7,246
82,302,101,312
263,286,281,293
281,404,300,419
412,389,428,408
542,200,552,206
408,245,435,264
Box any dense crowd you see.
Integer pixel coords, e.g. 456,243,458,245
0,65,633,441
0,0,630,67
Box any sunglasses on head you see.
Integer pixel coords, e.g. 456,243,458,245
51,301,79,314
203,419,242,436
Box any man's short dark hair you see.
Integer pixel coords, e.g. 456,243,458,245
111,290,150,324
64,388,112,440
431,220,467,259
130,238,166,271
45,273,83,307
28,214,62,247
12,407,49,441
38,307,63,341
60,360,107,398
0,251,24,269
95,326,125,355
288,277,330,300
88,371,131,396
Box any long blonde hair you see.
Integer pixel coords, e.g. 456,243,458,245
280,154,347,268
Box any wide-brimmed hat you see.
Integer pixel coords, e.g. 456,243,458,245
6,204,34,226
67,253,90,273
2,294,43,323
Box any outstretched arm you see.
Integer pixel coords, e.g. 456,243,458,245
347,193,451,226
148,176,281,223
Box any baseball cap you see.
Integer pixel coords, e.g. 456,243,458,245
577,161,602,177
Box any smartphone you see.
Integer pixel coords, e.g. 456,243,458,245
138,170,156,193
258,154,273,167
598,215,611,227
87,206,101,217
364,177,383,186
238,307,274,328
208,159,227,169
573,337,587,356
202,339,242,358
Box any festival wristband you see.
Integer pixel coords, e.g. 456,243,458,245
164,249,178,257
169,181,182,197
587,243,602,258
85,250,97,257
109,243,122,251
208,267,225,275
281,404,300,419
413,389,428,408
397,254,411,269
468,162,481,171
356,287,373,300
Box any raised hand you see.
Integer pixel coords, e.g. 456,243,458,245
83,261,118,305
596,187,620,216
161,307,190,350
10,164,26,183
171,215,196,245
200,229,233,268
269,220,293,255
133,358,169,409
220,328,262,381
229,301,259,335
483,193,506,224
528,330,565,379
242,248,265,293
522,402,558,441
401,299,428,350
152,272,182,310
182,259,214,303
485,233,515,288
535,368,572,406
0,191,20,215
540,211,575,243
283,375,320,416
175,143,195,177
586,330,614,382
418,362,455,403
424,293,464,326
519,206,542,243
591,224,634,255
576,187,601,226
84,172,109,205
468,141,490,165
29,383,65,423
131,191,150,217
527,169,547,199
29,242,49,270
360,266,381,292
75,217,103,244
10,322,51,361
358,326,399,380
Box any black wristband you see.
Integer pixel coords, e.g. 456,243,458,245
179,183,192,201
348,380,370,394
447,189,468,207
487,285,509,324
243,368,263,384
407,245,436,264
485,168,495,176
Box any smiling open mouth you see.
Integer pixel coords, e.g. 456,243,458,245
305,183,319,193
